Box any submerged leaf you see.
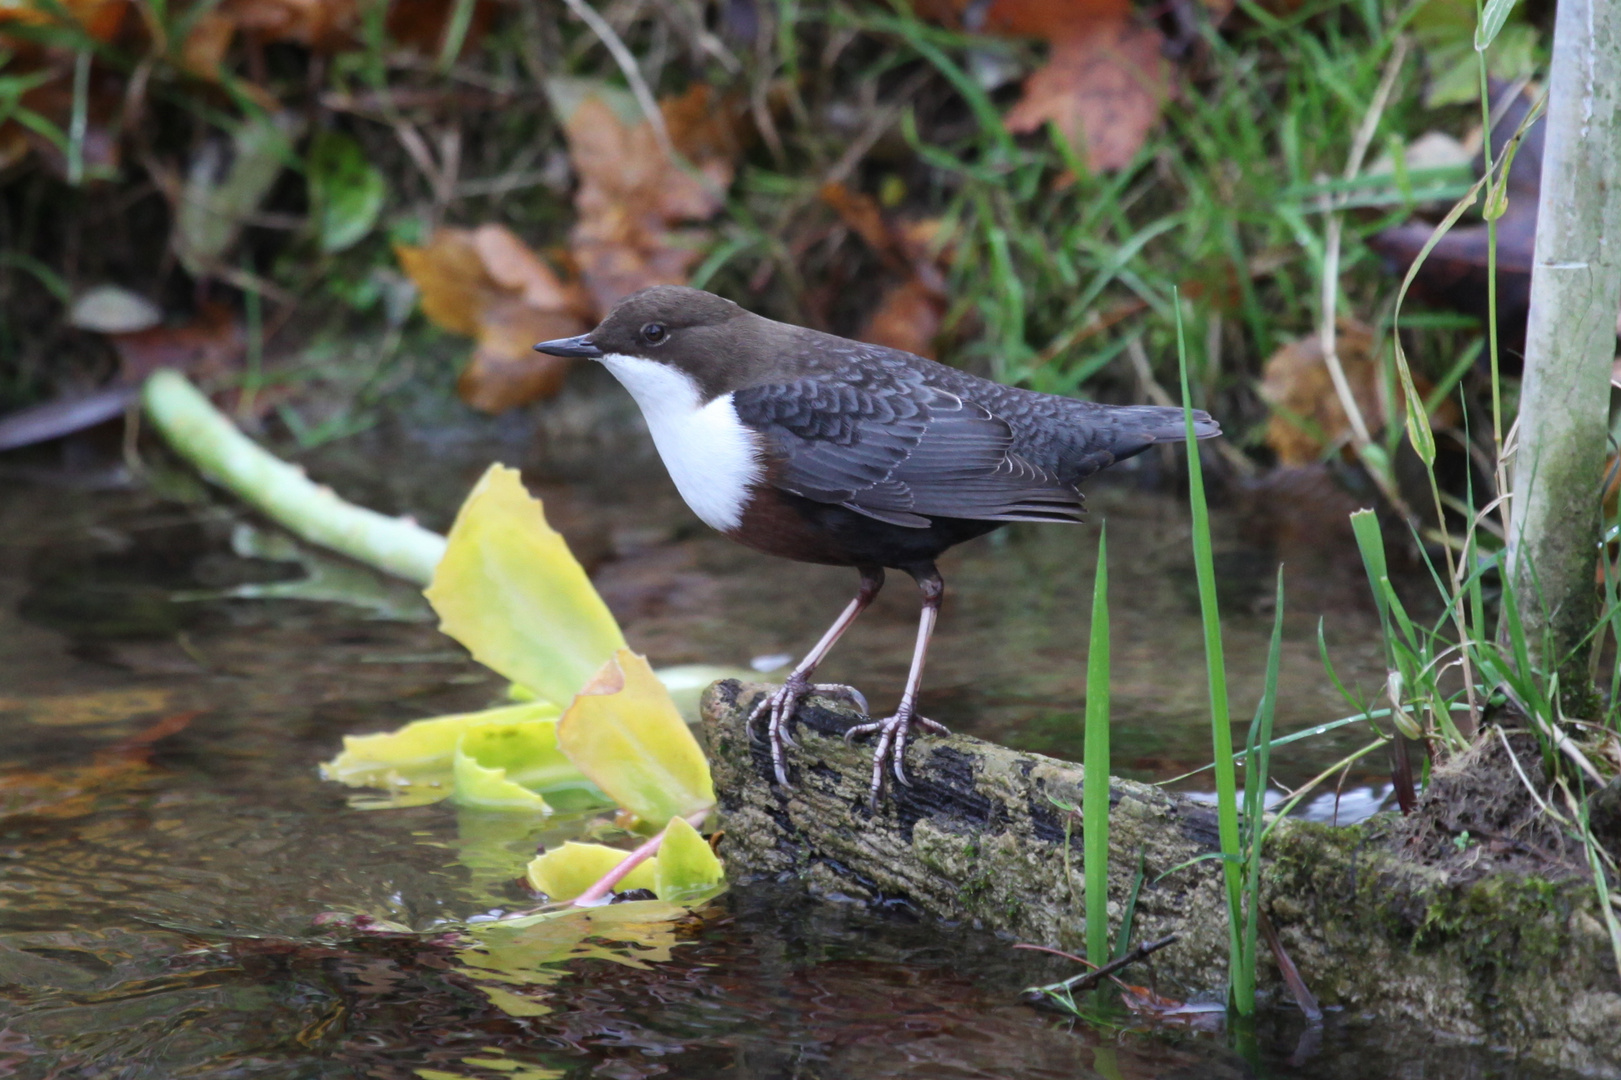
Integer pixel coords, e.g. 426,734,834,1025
321,701,576,807
324,701,560,782
653,815,724,902
525,841,658,900
425,465,626,707
558,650,716,827
453,723,559,812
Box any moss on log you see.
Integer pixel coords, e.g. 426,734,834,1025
703,682,1621,1077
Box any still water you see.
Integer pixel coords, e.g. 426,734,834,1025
0,392,1575,1079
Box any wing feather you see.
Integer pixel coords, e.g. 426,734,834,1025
732,373,1085,528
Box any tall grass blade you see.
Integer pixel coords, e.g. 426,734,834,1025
1176,295,1248,1014
1084,525,1111,969
1241,567,1286,996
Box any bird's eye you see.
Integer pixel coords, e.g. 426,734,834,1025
641,322,668,345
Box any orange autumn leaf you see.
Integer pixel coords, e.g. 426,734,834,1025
1259,320,1459,466
0,0,129,42
214,0,358,50
985,0,1172,172
561,83,744,314
397,225,592,413
820,182,951,358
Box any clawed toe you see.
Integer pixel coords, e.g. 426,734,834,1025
748,676,873,788
845,711,950,803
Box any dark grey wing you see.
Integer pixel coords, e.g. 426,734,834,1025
732,375,1085,529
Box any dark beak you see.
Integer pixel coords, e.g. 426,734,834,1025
533,334,602,359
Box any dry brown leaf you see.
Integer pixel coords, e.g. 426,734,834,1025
109,301,244,382
820,182,951,357
859,278,948,357
1259,319,1459,466
385,0,497,58
563,84,744,314
215,0,358,50
986,0,1172,172
0,0,129,42
1260,321,1381,466
397,225,590,413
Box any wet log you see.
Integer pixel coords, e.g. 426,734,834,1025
703,681,1621,1077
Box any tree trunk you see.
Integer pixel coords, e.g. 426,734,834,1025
1508,0,1621,699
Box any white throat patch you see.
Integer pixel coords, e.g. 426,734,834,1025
599,353,764,532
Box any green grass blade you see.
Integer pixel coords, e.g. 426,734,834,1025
1084,525,1111,969
1242,566,1286,1000
1176,294,1248,1013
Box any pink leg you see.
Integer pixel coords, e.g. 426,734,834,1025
749,566,884,785
844,565,950,804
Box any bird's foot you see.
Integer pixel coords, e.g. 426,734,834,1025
748,675,870,786
843,708,949,805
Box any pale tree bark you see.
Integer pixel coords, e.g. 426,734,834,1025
1509,0,1621,701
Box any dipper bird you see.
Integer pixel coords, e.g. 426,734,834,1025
536,286,1220,802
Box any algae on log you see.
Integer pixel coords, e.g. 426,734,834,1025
703,682,1621,1077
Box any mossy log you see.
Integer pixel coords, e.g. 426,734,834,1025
703,682,1621,1077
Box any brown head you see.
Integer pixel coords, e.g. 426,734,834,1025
534,286,806,399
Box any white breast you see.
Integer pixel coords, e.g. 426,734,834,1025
599,353,764,532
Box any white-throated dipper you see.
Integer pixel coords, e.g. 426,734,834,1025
536,286,1220,802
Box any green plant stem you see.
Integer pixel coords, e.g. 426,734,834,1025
1083,525,1111,969
142,370,447,585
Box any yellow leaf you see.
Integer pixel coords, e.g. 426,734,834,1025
425,464,626,707
653,815,724,902
558,650,715,826
322,701,560,784
452,732,554,812
525,841,657,900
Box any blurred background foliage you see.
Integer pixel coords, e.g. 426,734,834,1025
0,0,1554,472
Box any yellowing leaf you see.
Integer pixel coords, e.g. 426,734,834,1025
653,815,724,902
452,726,554,812
425,465,626,708
557,650,715,827
323,701,560,783
525,841,657,900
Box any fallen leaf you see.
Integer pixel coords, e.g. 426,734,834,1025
985,0,1172,173
1259,319,1458,465
108,301,243,381
556,80,744,313
397,225,589,412
385,0,498,58
859,277,948,357
820,182,951,357
69,285,162,334
0,710,195,820
0,687,172,727
422,464,627,709
0,0,129,42
653,814,724,902
556,649,715,828
526,841,658,899
214,0,359,51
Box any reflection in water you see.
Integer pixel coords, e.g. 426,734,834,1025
0,433,1563,1079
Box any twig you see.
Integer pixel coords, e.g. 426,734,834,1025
1317,36,1409,455
1018,934,1179,998
557,0,676,163
1494,724,1571,826
1258,907,1322,1021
